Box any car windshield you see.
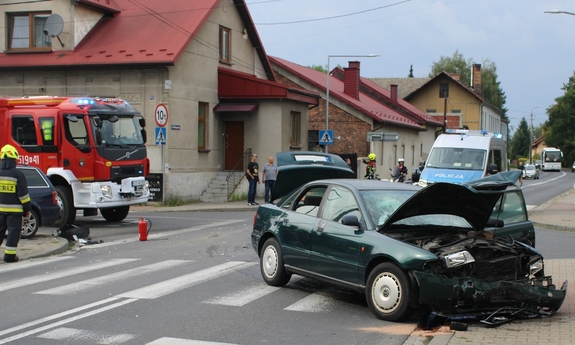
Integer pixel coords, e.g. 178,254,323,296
360,190,416,226
525,165,535,171
100,117,144,146
426,148,486,170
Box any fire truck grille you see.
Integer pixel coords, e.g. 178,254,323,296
110,165,145,182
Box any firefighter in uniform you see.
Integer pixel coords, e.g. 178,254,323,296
0,145,31,263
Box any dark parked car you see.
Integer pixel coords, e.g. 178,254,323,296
251,152,566,322
17,166,59,238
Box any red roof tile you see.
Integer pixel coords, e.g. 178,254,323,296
0,0,273,80
270,56,432,130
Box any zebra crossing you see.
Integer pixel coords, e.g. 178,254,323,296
0,257,361,344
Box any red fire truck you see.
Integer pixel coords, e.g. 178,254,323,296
0,96,150,228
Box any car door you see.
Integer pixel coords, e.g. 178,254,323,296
490,190,536,246
310,185,363,283
277,186,327,271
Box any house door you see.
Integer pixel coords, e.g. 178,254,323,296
225,121,244,170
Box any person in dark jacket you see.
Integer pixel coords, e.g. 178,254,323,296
0,144,31,263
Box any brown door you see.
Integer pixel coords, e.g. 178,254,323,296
225,121,244,170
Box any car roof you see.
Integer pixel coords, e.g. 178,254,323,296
307,179,422,192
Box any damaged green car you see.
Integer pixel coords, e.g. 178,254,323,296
251,152,567,322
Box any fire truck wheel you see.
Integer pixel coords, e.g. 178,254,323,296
21,209,39,239
51,186,76,228
100,206,130,222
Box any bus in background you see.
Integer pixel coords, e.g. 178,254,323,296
541,147,563,171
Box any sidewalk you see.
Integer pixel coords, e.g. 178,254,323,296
3,187,575,345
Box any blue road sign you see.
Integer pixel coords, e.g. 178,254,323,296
319,130,334,145
155,127,167,145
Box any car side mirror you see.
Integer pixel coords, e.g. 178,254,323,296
342,215,362,228
488,163,499,175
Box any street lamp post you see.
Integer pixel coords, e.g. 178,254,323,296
324,54,379,153
529,105,541,164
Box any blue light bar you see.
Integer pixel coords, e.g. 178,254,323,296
70,97,96,105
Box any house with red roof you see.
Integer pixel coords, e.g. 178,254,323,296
0,0,318,202
270,56,442,176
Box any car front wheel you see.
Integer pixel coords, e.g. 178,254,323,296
366,262,414,322
260,238,291,286
21,209,39,239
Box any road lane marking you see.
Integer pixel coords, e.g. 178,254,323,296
0,298,138,344
38,327,136,344
0,259,139,292
118,261,255,299
0,297,120,337
0,256,73,274
35,260,189,295
284,292,340,313
147,338,238,345
203,282,280,306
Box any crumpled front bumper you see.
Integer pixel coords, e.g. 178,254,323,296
413,271,568,316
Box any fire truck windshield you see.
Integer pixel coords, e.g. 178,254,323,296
100,116,144,146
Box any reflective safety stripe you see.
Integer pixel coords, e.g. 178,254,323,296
19,194,31,203
0,203,24,212
5,248,17,255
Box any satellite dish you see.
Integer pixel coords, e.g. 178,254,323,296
44,14,63,37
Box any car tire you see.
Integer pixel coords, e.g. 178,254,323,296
21,209,39,239
51,186,76,228
100,206,130,222
260,238,291,286
366,262,414,322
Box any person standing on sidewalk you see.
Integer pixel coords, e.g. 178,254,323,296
262,155,278,203
0,145,31,263
246,153,259,206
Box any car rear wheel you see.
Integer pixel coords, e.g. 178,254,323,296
21,209,39,239
260,238,291,286
366,262,414,321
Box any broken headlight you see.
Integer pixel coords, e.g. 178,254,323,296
530,259,543,277
444,251,475,268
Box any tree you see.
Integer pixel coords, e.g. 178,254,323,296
509,117,530,161
544,74,575,167
429,50,508,120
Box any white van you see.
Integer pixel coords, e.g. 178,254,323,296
418,129,508,187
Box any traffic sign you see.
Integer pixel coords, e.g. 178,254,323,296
154,103,168,127
155,127,167,145
319,130,334,145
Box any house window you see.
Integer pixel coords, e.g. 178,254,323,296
198,102,208,150
290,111,301,147
451,109,462,113
7,12,52,51
426,109,437,113
219,26,231,63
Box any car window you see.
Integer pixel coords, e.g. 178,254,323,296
321,186,361,223
491,191,527,224
19,168,49,187
360,190,415,227
293,186,327,217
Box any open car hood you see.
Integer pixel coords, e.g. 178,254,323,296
271,151,355,200
379,171,522,233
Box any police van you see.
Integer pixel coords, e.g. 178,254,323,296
418,129,508,187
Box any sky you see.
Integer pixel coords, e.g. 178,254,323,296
245,0,575,134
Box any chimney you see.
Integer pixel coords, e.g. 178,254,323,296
472,64,481,95
343,61,360,100
390,84,398,102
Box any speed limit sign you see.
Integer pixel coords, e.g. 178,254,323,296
155,103,168,127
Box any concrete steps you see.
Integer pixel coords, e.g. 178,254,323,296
199,172,236,203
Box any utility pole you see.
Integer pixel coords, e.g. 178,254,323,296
529,105,541,164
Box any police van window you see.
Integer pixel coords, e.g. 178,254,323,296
39,117,54,145
489,150,503,171
11,116,38,146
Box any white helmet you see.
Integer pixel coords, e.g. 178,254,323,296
398,158,405,163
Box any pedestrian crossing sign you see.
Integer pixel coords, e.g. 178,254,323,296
319,130,334,145
155,127,167,145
